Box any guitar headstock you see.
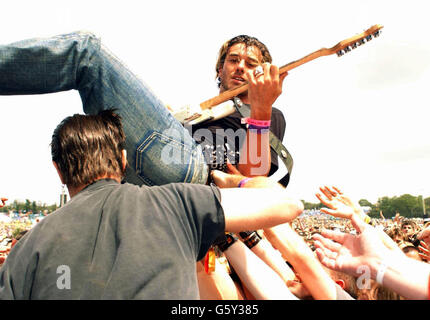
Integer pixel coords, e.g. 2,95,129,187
332,24,383,57
200,24,384,110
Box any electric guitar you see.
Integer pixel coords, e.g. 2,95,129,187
173,24,383,125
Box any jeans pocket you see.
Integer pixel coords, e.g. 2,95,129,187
136,131,197,186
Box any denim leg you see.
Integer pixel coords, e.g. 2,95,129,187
0,31,208,186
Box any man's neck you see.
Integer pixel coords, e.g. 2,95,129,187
67,175,121,198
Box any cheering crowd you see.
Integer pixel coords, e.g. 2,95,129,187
1,189,429,300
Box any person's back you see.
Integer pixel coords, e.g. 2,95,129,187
0,179,224,299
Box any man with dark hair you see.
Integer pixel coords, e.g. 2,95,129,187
194,34,287,178
51,110,127,193
0,110,303,299
0,31,287,186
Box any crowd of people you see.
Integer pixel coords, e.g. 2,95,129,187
0,30,429,300
1,192,429,300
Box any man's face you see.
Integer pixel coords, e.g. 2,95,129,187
402,224,414,236
217,43,262,93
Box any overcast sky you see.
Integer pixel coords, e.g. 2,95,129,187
1,0,429,208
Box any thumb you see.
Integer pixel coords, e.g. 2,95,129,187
211,170,231,188
351,214,368,234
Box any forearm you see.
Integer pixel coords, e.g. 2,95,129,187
223,240,297,300
369,253,430,300
196,260,245,300
221,188,304,232
239,234,296,283
264,224,337,300
238,131,271,177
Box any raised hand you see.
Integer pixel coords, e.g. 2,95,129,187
245,63,287,120
418,226,430,248
315,186,364,219
418,241,430,262
313,214,393,276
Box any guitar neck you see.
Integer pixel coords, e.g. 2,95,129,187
199,47,331,110
199,24,383,111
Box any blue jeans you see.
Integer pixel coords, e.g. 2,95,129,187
0,31,208,186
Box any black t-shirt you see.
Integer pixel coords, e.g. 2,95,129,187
0,179,225,299
192,107,286,176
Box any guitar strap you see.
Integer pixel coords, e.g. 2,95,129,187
233,97,293,188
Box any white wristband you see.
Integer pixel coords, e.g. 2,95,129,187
376,262,388,285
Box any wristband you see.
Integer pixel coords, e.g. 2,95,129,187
241,117,271,127
216,233,238,252
248,124,270,134
238,177,251,188
239,231,262,249
376,262,388,285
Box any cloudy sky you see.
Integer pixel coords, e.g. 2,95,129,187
1,0,429,208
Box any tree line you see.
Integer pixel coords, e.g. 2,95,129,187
0,199,57,214
303,194,429,219
2,193,429,219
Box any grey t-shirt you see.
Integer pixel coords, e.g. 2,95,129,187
0,179,225,299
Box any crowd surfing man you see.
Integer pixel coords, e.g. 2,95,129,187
0,32,286,186
0,110,303,299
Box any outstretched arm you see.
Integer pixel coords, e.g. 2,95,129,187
316,186,400,252
223,239,298,300
212,169,303,233
264,223,338,300
314,214,430,300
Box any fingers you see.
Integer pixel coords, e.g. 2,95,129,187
313,232,344,251
420,240,429,250
417,228,430,240
248,63,282,86
318,186,338,201
210,170,229,188
332,186,343,195
319,208,337,216
315,192,333,208
280,71,288,83
315,248,337,270
226,161,241,175
318,228,351,246
418,241,429,255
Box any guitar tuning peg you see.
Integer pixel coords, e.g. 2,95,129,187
344,46,351,53
373,30,381,37
351,43,358,49
366,35,373,41
358,39,366,46
336,50,344,57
